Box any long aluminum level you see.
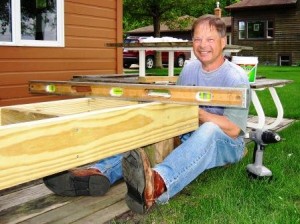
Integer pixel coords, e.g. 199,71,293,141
29,80,248,108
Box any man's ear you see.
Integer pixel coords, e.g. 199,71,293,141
221,36,227,49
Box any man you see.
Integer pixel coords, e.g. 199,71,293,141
44,14,250,214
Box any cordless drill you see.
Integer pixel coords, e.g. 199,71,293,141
247,129,281,179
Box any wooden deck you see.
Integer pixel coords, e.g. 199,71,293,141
0,116,294,224
0,180,128,224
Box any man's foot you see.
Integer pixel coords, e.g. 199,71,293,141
122,149,166,214
43,168,110,196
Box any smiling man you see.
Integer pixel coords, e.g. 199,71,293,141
122,14,251,214
192,16,226,72
43,14,251,215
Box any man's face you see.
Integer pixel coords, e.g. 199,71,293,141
192,22,226,70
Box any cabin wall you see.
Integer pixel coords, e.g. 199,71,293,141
0,0,123,106
231,3,300,65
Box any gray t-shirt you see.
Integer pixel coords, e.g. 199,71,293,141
177,59,250,136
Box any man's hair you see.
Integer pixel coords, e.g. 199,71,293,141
191,14,226,38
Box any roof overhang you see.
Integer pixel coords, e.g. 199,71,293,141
226,0,297,11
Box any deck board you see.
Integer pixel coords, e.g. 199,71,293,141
72,200,129,224
18,183,127,224
0,183,52,211
0,183,128,224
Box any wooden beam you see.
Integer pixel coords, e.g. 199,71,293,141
0,101,198,190
138,76,178,84
0,98,139,125
29,80,248,108
250,79,293,89
144,138,175,167
72,75,178,84
1,108,55,125
106,42,253,51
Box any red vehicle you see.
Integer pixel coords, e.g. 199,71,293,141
123,36,187,69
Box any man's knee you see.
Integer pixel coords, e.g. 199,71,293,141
197,122,220,135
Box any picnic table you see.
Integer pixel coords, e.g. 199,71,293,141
108,41,253,77
248,78,293,130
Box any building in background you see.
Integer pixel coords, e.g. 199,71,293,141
126,15,232,45
226,0,300,65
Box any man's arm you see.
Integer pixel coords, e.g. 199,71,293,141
198,108,241,139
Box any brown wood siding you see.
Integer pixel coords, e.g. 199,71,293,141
231,3,300,66
0,0,123,106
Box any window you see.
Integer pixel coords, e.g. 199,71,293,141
267,21,274,39
248,21,264,39
226,33,231,45
238,21,245,39
0,0,64,47
279,55,291,66
238,20,274,40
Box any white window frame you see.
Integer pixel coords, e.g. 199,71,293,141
0,0,64,47
238,21,246,40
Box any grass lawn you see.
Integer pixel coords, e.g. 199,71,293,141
120,65,300,224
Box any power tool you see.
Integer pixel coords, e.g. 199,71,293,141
247,129,281,179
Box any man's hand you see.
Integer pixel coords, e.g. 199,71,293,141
198,108,241,139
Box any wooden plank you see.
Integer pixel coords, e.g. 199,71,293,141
72,200,129,224
29,81,248,108
144,138,175,166
12,183,127,224
250,79,293,89
1,108,56,125
1,98,138,117
1,98,138,125
0,102,198,190
0,192,79,224
66,2,116,19
72,75,178,84
71,74,139,83
247,116,294,132
139,76,178,84
0,169,126,223
72,74,139,81
0,183,52,212
106,42,253,51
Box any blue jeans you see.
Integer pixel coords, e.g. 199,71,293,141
91,154,123,184
91,122,245,203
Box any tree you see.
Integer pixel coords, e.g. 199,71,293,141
0,0,56,40
123,0,240,68
21,0,56,40
0,1,11,36
183,0,240,18
123,0,240,33
124,0,193,68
